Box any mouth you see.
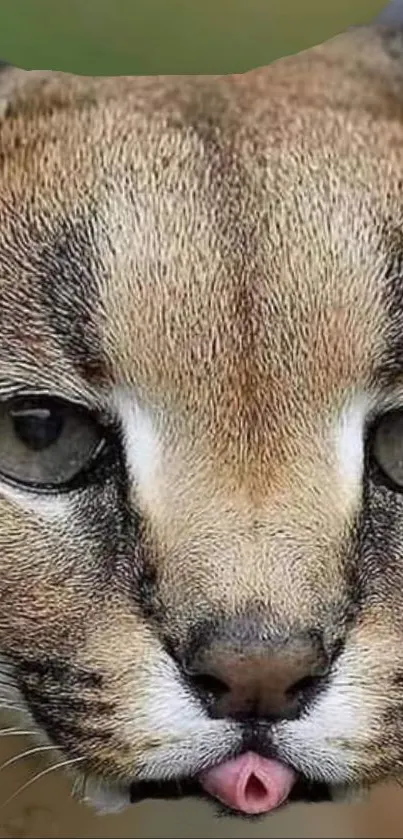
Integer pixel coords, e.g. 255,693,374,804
129,759,331,817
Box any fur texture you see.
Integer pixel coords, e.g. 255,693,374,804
1,5,403,816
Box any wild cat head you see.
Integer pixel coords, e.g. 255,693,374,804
1,3,403,819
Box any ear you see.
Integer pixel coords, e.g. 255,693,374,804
368,1,403,95
0,62,53,119
375,1,403,26
0,62,82,124
300,1,403,119
0,62,22,117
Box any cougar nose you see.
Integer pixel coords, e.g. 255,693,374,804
186,621,331,720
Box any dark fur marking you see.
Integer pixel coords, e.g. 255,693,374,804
36,213,109,385
25,699,114,746
21,682,112,717
19,672,116,749
15,654,103,689
371,232,403,388
177,608,337,671
135,561,162,620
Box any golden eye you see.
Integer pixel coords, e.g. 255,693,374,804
0,396,105,490
371,410,403,489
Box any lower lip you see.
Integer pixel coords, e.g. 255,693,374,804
130,777,200,804
129,773,331,810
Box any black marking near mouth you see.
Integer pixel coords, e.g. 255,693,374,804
289,775,331,804
129,723,331,815
130,777,201,804
129,774,331,814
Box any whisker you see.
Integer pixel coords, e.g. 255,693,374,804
0,691,22,708
0,683,18,696
0,692,24,701
0,689,22,696
71,773,86,800
0,695,22,703
0,704,23,714
0,692,25,704
0,668,15,679
0,744,56,774
0,728,33,738
0,703,26,715
1,755,84,811
0,688,22,697
0,699,27,713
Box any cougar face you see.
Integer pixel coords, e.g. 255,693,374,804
2,4,403,819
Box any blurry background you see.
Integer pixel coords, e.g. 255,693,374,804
0,0,383,74
0,0,399,836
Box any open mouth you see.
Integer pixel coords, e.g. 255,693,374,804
129,756,331,817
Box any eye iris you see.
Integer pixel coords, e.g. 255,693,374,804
11,407,63,451
371,410,403,490
0,395,107,491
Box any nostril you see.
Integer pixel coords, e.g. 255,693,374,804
188,672,229,702
286,659,332,708
286,674,320,699
286,649,334,703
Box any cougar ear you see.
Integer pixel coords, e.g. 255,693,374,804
0,63,34,118
375,1,403,26
0,62,19,117
0,62,57,119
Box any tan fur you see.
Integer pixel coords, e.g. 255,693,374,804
1,18,403,812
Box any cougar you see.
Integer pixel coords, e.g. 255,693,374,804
1,0,403,821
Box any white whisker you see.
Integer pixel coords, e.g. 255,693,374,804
0,696,22,704
0,744,56,774
0,728,33,738
1,755,84,811
0,702,26,714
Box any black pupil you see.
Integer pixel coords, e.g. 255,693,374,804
11,407,64,451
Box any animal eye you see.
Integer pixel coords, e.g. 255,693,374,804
0,396,105,490
371,410,403,489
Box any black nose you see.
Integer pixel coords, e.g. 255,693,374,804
185,619,332,720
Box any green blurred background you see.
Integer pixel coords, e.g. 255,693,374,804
0,0,388,77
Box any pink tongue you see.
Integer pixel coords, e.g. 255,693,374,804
199,752,296,815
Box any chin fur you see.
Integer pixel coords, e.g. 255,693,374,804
72,775,131,814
